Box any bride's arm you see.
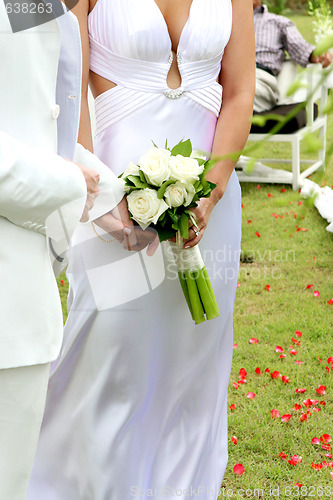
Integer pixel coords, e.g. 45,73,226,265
185,0,255,248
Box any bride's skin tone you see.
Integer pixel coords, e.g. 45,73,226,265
72,0,255,250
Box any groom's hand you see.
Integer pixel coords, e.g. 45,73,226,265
75,163,100,222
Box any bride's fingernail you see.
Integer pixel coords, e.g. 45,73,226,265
123,227,132,235
184,244,190,249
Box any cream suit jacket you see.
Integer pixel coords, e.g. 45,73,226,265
0,3,124,369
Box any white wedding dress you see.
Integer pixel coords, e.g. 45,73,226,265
28,1,241,499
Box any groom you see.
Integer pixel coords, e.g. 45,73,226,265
0,2,128,498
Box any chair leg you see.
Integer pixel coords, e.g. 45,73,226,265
292,136,300,190
318,119,327,170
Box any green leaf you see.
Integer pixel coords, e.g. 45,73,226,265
201,159,217,179
168,210,179,224
127,175,149,189
157,180,175,199
313,33,333,55
179,212,189,239
171,139,192,157
156,227,176,242
139,170,147,183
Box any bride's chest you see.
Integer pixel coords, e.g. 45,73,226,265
88,0,233,63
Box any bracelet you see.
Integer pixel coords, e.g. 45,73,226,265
91,222,116,243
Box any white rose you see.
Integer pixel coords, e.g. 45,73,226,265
169,155,204,183
190,149,207,161
127,188,169,230
122,161,140,178
164,181,195,208
118,177,131,194
138,148,171,186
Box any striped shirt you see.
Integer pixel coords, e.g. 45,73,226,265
254,5,314,76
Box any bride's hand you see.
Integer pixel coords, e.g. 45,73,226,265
183,196,217,248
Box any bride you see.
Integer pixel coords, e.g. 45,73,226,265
28,0,255,498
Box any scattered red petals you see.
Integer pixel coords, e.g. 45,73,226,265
288,455,302,466
60,279,65,286
230,404,236,410
246,392,255,399
233,382,239,389
316,385,327,395
303,399,313,407
295,331,302,337
233,463,245,475
311,462,323,470
289,349,298,356
232,436,237,445
271,371,281,379
300,413,308,422
275,346,283,353
295,360,303,365
264,367,270,373
267,193,273,198
237,282,240,288
233,344,238,349
295,388,306,393
271,409,280,418
279,452,287,459
312,437,320,445
247,220,252,224
282,375,291,384
280,354,286,358
320,401,326,405
264,284,271,291
306,284,314,289
293,404,302,411
328,356,333,364
328,299,333,305
239,368,247,380
321,434,332,444
255,232,261,237
256,184,261,190
250,338,259,344
281,414,291,423
255,367,262,375
314,290,320,297
281,188,286,193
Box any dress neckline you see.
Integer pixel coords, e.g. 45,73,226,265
150,0,195,55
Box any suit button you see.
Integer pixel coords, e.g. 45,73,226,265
52,104,60,119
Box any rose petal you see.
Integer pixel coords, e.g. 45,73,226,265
306,284,314,289
275,346,283,353
282,375,291,384
264,284,271,291
321,434,332,444
328,299,333,305
264,367,270,373
230,404,236,410
281,414,291,423
271,409,280,418
250,338,259,344
239,368,247,379
232,436,237,445
316,385,327,395
295,388,306,393
289,349,298,355
295,360,303,365
314,290,320,297
233,344,238,349
233,463,245,475
295,331,302,337
293,404,302,411
255,232,261,237
255,367,262,375
312,437,320,445
246,392,255,399
280,354,287,358
271,371,281,379
233,382,239,389
279,452,287,459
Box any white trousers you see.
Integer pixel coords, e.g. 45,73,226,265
0,363,50,500
254,67,280,113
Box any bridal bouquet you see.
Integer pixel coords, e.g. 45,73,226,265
120,139,219,325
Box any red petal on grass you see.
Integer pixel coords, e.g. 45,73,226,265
281,188,286,193
316,385,327,395
230,404,236,410
255,232,261,237
60,280,65,286
295,388,306,393
295,483,303,487
237,282,240,288
303,399,313,407
233,344,238,349
293,404,302,411
233,382,239,389
289,349,298,355
328,298,333,305
264,284,271,291
264,367,270,373
280,354,287,358
328,357,333,364
247,220,252,224
312,437,320,445
295,331,302,337
267,193,273,198
250,338,259,344
271,371,281,379
271,409,280,418
318,357,322,363
238,379,246,384
311,462,323,470
321,443,332,450
313,290,320,297
320,401,326,405
255,367,262,375
281,414,291,422
232,436,237,445
256,184,261,190
313,407,321,413
324,453,332,458
275,346,283,353
279,452,288,459
330,472,333,479
311,399,319,405
300,413,308,422
246,392,255,399
289,455,302,465
282,376,291,384
233,463,245,475
298,201,302,205
326,366,331,373
239,368,247,379
321,434,332,444
295,360,303,365
306,284,314,289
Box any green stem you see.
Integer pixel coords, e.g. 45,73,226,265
185,270,205,324
178,272,194,320
194,267,219,320
202,266,220,313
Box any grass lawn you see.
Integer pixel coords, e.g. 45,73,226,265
56,13,332,499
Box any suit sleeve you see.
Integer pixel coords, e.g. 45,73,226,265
0,131,87,239
73,143,125,222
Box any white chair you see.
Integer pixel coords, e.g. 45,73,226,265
236,61,332,190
